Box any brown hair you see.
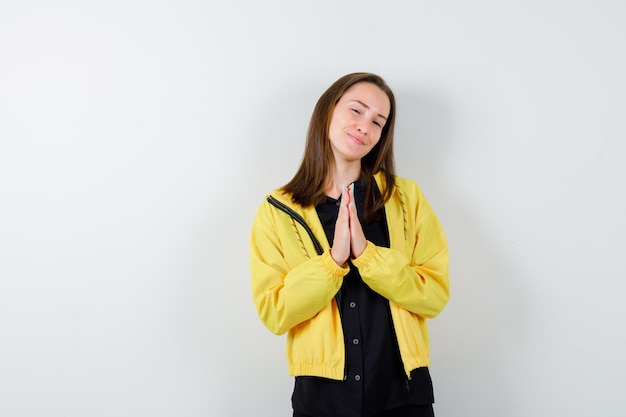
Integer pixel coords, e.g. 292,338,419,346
282,72,397,221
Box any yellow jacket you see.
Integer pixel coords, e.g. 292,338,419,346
249,173,449,380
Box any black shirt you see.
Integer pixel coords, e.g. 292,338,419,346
291,179,434,417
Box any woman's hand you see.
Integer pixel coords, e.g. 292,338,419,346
331,183,366,266
347,183,366,258
330,185,351,267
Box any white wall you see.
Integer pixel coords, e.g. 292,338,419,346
1,1,625,416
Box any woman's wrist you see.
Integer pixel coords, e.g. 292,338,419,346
330,248,349,268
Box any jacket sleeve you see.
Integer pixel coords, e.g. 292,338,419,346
249,199,348,335
352,185,450,318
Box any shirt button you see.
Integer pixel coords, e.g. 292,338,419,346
349,302,356,308
354,374,361,381
353,338,359,345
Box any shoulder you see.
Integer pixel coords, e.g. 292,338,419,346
377,173,424,200
392,175,421,193
374,171,421,192
253,187,301,222
381,175,433,217
267,187,296,206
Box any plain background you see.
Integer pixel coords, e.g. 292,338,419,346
1,1,625,416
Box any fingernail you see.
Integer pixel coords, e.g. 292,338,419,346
350,183,354,194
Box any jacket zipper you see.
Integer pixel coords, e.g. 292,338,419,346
266,195,324,255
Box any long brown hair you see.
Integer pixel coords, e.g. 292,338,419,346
283,72,397,221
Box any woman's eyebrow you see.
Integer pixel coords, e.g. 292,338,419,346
350,99,388,120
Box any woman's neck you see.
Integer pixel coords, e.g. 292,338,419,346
325,160,361,199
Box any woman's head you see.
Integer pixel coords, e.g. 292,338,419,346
307,73,396,177
284,72,397,215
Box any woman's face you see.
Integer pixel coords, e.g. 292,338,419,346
328,82,391,164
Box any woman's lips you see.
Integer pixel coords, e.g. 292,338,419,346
347,133,364,145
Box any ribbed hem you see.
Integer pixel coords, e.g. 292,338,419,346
402,356,431,378
288,363,345,381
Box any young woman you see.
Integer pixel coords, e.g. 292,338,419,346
250,73,450,417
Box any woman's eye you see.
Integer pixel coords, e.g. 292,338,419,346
373,121,382,127
351,108,361,114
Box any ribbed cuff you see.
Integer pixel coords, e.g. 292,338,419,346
321,249,350,277
351,241,376,269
